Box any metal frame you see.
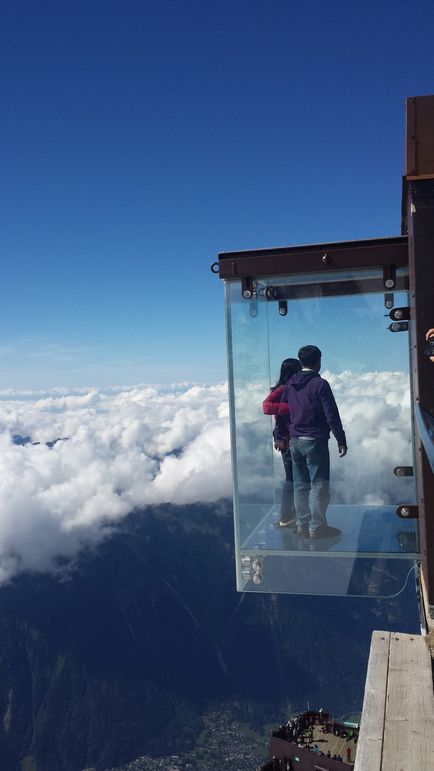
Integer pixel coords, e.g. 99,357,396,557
215,236,408,283
403,95,434,615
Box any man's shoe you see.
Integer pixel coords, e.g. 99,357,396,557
295,523,309,538
309,525,342,539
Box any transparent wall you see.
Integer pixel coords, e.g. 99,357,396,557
225,268,419,596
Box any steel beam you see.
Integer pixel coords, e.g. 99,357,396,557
406,178,434,614
216,236,407,280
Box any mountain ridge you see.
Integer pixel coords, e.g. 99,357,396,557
0,501,419,771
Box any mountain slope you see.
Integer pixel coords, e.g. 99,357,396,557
0,501,419,771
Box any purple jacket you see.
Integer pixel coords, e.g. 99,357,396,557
275,370,346,446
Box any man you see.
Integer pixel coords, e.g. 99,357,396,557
425,328,434,362
274,345,347,539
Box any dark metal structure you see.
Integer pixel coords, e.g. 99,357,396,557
403,95,434,617
216,236,408,283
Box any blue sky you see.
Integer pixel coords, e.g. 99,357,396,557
1,0,434,388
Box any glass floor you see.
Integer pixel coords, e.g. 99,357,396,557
240,503,418,556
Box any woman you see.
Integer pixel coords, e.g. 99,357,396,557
263,358,301,528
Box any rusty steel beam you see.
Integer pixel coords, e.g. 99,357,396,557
216,236,408,280
405,95,434,180
402,95,434,234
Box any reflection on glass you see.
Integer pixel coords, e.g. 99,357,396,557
225,269,419,597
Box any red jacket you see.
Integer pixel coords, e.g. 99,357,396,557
262,385,289,416
263,385,290,445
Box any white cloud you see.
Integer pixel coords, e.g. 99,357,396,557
0,383,231,582
0,373,415,582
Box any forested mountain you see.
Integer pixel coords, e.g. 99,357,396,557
0,501,419,771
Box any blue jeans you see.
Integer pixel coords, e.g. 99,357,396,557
290,438,330,532
280,447,295,523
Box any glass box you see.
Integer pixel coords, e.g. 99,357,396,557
223,260,419,597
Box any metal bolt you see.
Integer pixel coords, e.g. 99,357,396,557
389,321,408,332
243,289,252,299
385,278,395,289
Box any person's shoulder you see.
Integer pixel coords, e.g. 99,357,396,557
316,376,332,391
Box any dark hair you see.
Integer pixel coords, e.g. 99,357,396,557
298,345,322,368
273,358,302,388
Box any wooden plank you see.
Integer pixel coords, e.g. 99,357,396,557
353,631,390,771
382,633,434,771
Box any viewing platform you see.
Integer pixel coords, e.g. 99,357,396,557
261,710,358,770
354,630,434,770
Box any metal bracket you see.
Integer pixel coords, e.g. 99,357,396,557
389,306,410,321
384,292,394,309
383,264,396,289
241,276,254,299
396,504,419,519
393,466,414,477
265,285,277,300
389,321,409,332
240,556,263,585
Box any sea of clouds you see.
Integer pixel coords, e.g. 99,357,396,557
0,372,414,582
0,383,231,582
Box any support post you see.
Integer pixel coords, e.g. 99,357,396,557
404,96,434,615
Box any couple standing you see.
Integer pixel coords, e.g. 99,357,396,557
263,345,347,539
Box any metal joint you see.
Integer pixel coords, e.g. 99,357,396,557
384,292,394,309
393,466,414,477
389,306,410,321
241,276,254,299
265,286,277,301
389,321,409,332
396,504,419,519
383,265,396,289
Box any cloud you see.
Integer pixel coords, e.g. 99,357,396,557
0,373,414,582
0,383,231,582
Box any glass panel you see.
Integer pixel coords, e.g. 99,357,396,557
225,268,419,597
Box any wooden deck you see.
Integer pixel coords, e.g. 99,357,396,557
354,631,434,771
